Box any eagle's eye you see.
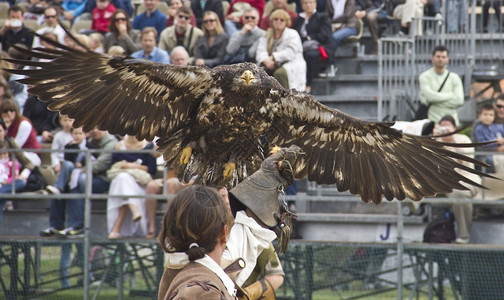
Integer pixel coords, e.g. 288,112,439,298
239,70,256,85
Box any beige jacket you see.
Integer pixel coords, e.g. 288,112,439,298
158,25,202,63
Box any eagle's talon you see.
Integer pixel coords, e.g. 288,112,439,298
180,147,192,165
223,162,236,178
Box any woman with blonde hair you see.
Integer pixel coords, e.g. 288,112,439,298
256,9,306,91
194,11,229,67
157,185,236,299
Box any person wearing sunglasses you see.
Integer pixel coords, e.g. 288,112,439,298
194,11,228,67
104,9,142,54
32,7,67,49
166,0,196,27
190,0,224,28
132,0,167,40
259,0,297,30
224,7,264,64
159,6,202,64
256,9,306,91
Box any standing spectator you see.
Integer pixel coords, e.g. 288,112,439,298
446,0,466,33
40,127,117,237
158,6,203,63
354,0,384,54
0,6,34,52
132,0,167,40
23,95,60,143
256,9,306,91
224,7,264,64
326,0,358,56
293,0,333,93
33,6,67,48
473,103,504,173
91,0,117,33
191,0,223,28
225,0,265,36
104,9,142,54
166,0,196,27
194,11,228,67
434,115,480,244
62,0,89,23
388,0,425,36
107,135,156,238
1,98,41,166
259,0,297,30
419,45,464,125
131,27,171,63
483,0,502,33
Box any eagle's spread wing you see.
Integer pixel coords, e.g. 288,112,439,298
268,92,488,204
7,45,213,141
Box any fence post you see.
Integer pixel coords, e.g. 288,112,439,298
397,201,404,300
377,39,383,122
83,150,92,300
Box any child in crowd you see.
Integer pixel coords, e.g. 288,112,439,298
473,103,504,173
0,140,21,219
51,114,74,174
46,126,92,194
91,0,116,34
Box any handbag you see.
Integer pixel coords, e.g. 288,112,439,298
106,161,152,186
414,71,450,120
25,167,47,192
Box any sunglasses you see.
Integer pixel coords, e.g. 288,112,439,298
178,14,190,20
2,108,15,113
45,15,57,19
243,16,256,20
273,18,286,22
114,17,127,22
496,104,504,109
203,19,216,24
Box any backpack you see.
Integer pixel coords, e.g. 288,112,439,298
423,213,456,243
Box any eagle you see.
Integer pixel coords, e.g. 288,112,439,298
4,36,491,204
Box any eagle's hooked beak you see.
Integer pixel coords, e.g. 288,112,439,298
240,70,255,85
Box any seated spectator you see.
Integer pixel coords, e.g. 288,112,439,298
91,0,116,34
159,6,203,63
483,0,502,33
293,0,333,93
0,77,13,101
89,32,105,52
1,98,42,166
0,140,25,223
24,0,49,23
62,0,89,23
326,0,358,57
104,9,142,54
107,135,156,238
354,0,384,54
473,103,504,173
191,0,223,28
256,9,306,91
51,114,74,173
435,115,480,244
32,6,67,48
108,44,126,55
0,118,34,181
224,0,266,36
23,95,60,143
387,0,424,36
224,7,263,64
259,0,297,30
6,46,30,112
0,6,34,52
132,27,171,63
194,11,228,67
132,0,167,40
40,127,117,237
166,0,196,27
170,45,190,65
86,0,133,18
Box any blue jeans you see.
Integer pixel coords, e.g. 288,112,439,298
447,0,467,32
49,173,110,229
54,160,75,191
60,243,84,288
0,179,27,224
331,27,358,53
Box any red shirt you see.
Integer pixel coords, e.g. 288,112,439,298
92,3,116,33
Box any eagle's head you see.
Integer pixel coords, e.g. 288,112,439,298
240,70,256,85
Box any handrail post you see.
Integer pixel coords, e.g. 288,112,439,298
397,201,404,300
83,150,92,300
